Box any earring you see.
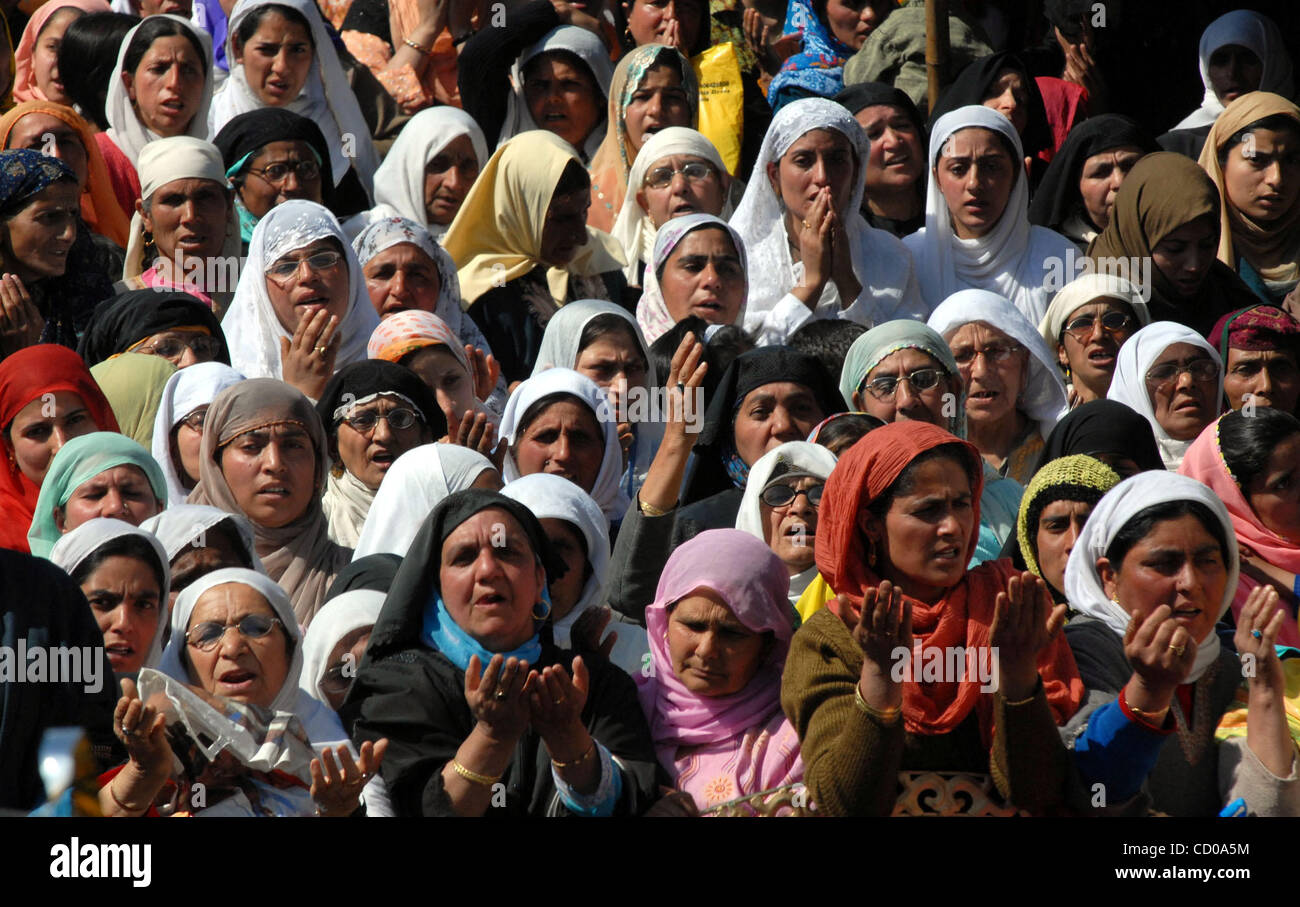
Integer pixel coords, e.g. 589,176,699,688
532,599,551,621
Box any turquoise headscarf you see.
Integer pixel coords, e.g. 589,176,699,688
838,319,967,437
28,432,168,558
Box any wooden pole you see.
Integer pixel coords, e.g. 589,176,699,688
926,0,951,114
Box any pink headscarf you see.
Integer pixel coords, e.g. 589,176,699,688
12,0,110,104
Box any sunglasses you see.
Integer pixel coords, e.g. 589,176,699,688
760,482,824,508
861,367,945,401
1062,311,1134,341
186,614,282,652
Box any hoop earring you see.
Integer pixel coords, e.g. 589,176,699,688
532,599,551,621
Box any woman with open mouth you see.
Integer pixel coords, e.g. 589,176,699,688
1208,304,1300,416
835,82,927,239
1038,273,1148,408
637,213,748,346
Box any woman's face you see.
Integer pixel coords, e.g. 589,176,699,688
947,321,1028,429
363,243,441,318
1098,513,1226,645
185,582,290,709
866,455,974,603
264,238,351,332
658,227,745,327
823,0,888,51
1151,215,1217,298
321,626,370,711
141,0,193,15
1078,145,1144,231
124,35,206,138
760,474,820,574
513,399,605,493
32,9,80,106
1222,126,1300,225
424,134,480,226
439,509,545,652
5,391,94,485
1223,347,1300,414
853,348,956,427
5,113,88,190
56,465,162,533
1245,431,1300,541
234,12,312,106
404,345,476,424
2,181,79,281
623,63,692,157
139,178,231,263
1207,44,1263,105
666,590,769,697
635,153,726,227
83,554,162,675
732,382,824,468
1145,341,1220,441
523,54,603,151
172,405,208,488
982,68,1029,136
334,392,433,491
625,0,704,55
575,329,649,419
539,180,592,267
934,127,1016,239
237,140,324,219
1034,499,1093,598
218,422,318,528
1057,299,1138,396
537,517,587,622
855,104,924,197
767,128,856,222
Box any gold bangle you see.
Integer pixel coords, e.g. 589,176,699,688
853,684,901,724
452,760,500,787
107,778,148,814
551,742,596,768
404,37,434,55
638,496,676,517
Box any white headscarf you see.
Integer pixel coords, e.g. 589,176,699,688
729,98,925,343
150,362,245,504
734,441,837,607
351,215,463,324
532,299,657,385
105,15,215,168
49,517,171,670
141,503,265,573
298,589,384,705
610,126,731,284
350,443,496,559
1105,322,1223,470
903,105,1075,325
927,288,1068,438
221,199,379,381
157,567,350,749
1036,273,1150,350
637,213,749,345
1173,10,1294,132
499,368,630,521
209,0,380,196
1064,472,1238,682
499,25,613,162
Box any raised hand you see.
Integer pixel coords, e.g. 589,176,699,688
310,739,389,817
113,676,171,776
0,273,44,357
527,657,590,742
280,308,338,400
850,583,911,711
464,343,501,403
794,188,834,307
1234,585,1297,777
446,408,504,470
570,604,618,661
1123,604,1197,700
464,654,532,742
991,571,1066,700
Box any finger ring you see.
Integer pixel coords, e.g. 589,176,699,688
1169,644,1185,656
493,688,507,701
315,346,328,354
553,696,566,705
801,219,810,229
1252,629,1263,640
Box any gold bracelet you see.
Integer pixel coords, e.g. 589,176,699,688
107,778,149,814
452,760,500,787
404,37,434,56
853,684,901,724
638,496,676,517
551,742,596,768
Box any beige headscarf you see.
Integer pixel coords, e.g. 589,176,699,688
188,378,350,627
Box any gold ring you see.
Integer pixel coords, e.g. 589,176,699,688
315,346,328,354
1169,644,1185,656
554,696,566,705
801,219,810,229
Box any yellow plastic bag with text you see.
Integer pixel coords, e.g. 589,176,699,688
691,43,744,176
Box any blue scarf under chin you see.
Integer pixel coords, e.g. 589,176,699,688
421,592,544,672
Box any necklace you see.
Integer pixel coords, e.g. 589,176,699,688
1170,659,1220,765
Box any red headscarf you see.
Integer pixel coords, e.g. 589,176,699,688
815,421,1083,746
0,344,118,552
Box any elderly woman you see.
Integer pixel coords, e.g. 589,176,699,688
50,518,169,676
442,131,626,384
148,363,245,504
834,83,927,238
1208,304,1300,415
638,529,803,813
730,98,923,346
221,200,380,400
301,589,385,711
79,289,229,369
315,360,446,547
27,432,167,558
782,421,1084,816
189,378,350,626
928,289,1068,484
0,344,118,552
1062,472,1299,816
89,353,177,448
343,489,660,816
1106,322,1224,471
904,106,1074,326
637,214,748,346
1034,399,1165,480
1037,274,1149,408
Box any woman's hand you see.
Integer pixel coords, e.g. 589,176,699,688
310,739,388,817
571,604,618,662
528,657,590,742
550,0,603,36
635,332,707,514
465,343,501,403
465,654,532,743
1122,604,1196,715
991,572,1066,701
850,583,911,711
0,273,44,357
1235,585,1296,777
445,408,504,471
113,677,171,777
827,207,862,308
280,308,338,400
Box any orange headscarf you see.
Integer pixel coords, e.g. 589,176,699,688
11,0,110,104
0,100,131,247
815,421,1083,745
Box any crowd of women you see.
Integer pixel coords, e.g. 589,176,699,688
2,0,1300,818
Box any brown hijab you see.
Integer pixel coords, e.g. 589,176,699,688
188,378,350,627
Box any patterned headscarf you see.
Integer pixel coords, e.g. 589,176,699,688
0,146,74,217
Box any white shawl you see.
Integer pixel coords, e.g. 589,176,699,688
150,361,246,504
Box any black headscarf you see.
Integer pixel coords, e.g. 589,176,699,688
315,359,447,444
212,108,335,195
929,51,1052,159
324,553,402,601
76,289,229,366
834,82,927,138
1027,114,1157,232
1033,399,1165,475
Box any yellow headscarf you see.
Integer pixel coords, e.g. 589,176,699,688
443,130,625,309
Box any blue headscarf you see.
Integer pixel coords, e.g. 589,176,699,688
0,148,74,216
767,0,855,110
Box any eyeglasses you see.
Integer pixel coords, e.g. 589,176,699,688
1145,357,1219,388
320,662,354,695
759,482,824,508
644,161,716,189
951,343,1023,368
266,249,344,284
861,367,945,401
186,614,282,651
131,333,223,363
246,159,321,185
1062,311,1134,341
178,406,209,432
340,407,422,434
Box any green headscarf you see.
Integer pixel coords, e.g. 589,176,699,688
90,354,177,449
837,319,966,437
